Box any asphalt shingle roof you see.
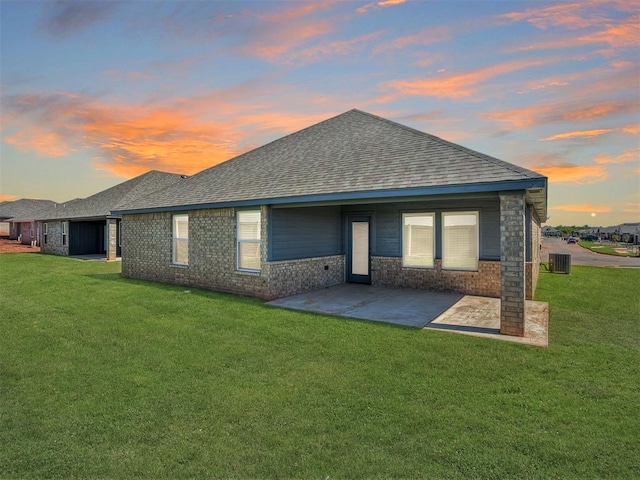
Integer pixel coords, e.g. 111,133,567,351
0,199,58,222
115,109,547,214
36,170,186,221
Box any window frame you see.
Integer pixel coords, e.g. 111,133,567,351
172,214,189,266
402,212,435,268
441,211,479,271
62,221,68,246
43,222,48,244
236,210,261,272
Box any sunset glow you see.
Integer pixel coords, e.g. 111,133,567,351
1,0,638,226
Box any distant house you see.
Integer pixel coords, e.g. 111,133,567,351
619,223,640,244
0,199,58,246
37,171,186,260
542,226,562,237
115,110,547,337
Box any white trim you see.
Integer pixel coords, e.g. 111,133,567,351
172,214,189,266
236,210,261,272
402,212,435,268
442,211,479,271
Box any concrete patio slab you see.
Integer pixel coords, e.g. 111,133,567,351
267,284,549,347
267,283,463,328
428,295,549,347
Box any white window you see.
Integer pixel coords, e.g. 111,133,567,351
62,222,68,246
43,223,48,244
403,213,434,268
172,214,189,265
237,210,261,271
442,212,479,271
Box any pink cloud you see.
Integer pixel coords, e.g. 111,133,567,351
540,129,612,141
1,89,337,179
383,58,549,100
532,162,608,184
594,148,638,164
357,0,406,14
372,26,451,54
550,203,613,213
487,100,636,128
499,1,612,30
286,31,382,64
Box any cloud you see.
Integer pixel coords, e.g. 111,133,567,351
594,148,639,164
243,21,334,62
623,201,640,214
0,194,18,202
503,7,640,54
532,162,608,184
1,87,338,179
499,1,612,30
580,13,640,51
372,26,451,54
239,1,339,63
488,100,636,128
38,1,122,38
285,31,382,64
541,129,612,141
383,58,548,100
621,124,640,134
357,0,406,14
550,203,612,213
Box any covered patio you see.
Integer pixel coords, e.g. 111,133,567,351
267,283,548,347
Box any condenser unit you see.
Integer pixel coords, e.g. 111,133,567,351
549,253,571,274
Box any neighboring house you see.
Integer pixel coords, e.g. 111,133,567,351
0,198,58,246
619,223,640,244
542,226,562,237
115,110,547,337
37,171,186,261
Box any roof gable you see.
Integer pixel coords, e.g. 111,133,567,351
115,109,547,215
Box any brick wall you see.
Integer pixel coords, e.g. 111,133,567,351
40,220,68,256
18,222,36,245
265,255,345,299
371,257,500,297
499,192,526,337
122,206,345,300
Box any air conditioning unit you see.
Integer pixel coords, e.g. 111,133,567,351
549,253,571,274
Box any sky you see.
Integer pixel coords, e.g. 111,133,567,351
0,0,638,227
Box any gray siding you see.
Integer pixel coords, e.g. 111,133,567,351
343,196,501,260
269,206,342,261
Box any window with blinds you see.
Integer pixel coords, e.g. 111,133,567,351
237,210,261,271
402,213,434,268
172,214,189,265
442,212,478,271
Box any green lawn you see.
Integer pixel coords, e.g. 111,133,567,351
1,254,639,479
578,240,639,257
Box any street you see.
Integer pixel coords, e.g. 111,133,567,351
541,237,640,268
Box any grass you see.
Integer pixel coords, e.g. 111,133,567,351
578,240,639,257
1,254,639,479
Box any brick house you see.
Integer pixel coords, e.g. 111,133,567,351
0,199,58,246
37,171,186,260
115,110,547,337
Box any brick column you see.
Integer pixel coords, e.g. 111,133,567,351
106,218,118,261
499,192,526,337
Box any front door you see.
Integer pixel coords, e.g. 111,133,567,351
347,217,371,284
